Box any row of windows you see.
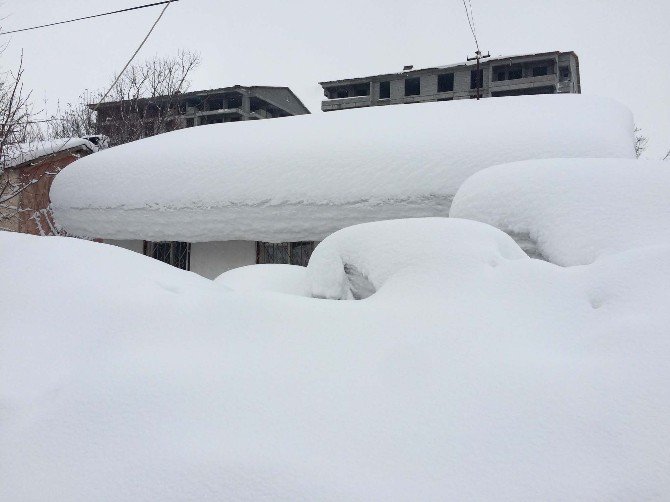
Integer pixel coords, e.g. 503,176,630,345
333,63,571,101
143,240,317,271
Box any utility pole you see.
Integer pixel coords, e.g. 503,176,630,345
467,50,490,100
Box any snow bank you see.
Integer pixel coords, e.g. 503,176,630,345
50,95,635,242
450,159,670,265
307,217,528,299
3,218,670,499
215,264,309,296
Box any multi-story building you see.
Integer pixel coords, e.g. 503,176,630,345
94,85,310,144
319,51,580,112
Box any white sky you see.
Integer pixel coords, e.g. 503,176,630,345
2,0,669,156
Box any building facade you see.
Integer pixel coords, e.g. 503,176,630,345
319,51,580,112
94,85,310,145
0,138,103,235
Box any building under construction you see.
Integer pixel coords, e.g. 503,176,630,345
319,51,580,112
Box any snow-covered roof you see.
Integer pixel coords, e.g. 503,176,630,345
4,137,100,169
450,158,670,266
50,94,635,242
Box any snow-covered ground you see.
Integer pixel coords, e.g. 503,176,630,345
3,199,670,499
50,95,634,242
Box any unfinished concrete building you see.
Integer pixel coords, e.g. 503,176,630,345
94,85,310,144
319,51,580,112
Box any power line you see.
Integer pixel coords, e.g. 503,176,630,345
0,0,179,36
92,0,173,112
461,0,479,51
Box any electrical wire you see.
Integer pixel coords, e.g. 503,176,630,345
0,0,179,36
461,0,479,51
52,0,173,154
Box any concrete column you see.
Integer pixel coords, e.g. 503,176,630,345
241,92,251,120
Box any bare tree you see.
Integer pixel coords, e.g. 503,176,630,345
0,51,46,231
48,50,201,146
634,126,648,159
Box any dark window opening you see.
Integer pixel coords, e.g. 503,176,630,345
207,96,225,110
186,118,195,127
437,73,454,92
353,83,370,96
336,89,349,99
256,241,316,267
508,67,523,80
404,77,421,96
470,69,484,89
532,66,548,77
496,71,506,81
144,241,191,270
379,81,390,99
223,93,243,109
559,66,571,81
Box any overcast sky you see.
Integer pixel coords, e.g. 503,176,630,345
2,0,669,156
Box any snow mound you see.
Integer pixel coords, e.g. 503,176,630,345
2,221,670,499
50,95,634,242
307,218,528,299
215,264,309,296
450,159,670,265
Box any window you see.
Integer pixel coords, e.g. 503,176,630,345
353,83,370,97
508,67,522,80
144,241,191,270
559,66,571,81
404,77,421,96
379,81,390,99
532,66,548,77
496,71,506,81
437,73,454,92
336,89,349,99
470,69,484,89
257,241,316,267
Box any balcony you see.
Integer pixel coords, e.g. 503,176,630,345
321,95,372,112
489,74,558,91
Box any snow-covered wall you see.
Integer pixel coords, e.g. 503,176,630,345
51,95,635,243
190,241,256,279
105,239,256,279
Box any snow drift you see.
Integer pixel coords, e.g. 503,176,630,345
3,208,670,499
450,158,670,265
307,217,528,299
50,95,635,242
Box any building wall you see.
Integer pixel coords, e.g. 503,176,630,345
1,150,87,235
104,239,257,280
0,168,21,232
321,52,579,111
106,239,145,254
190,241,256,279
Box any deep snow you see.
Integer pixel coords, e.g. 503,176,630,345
450,158,670,265
2,212,670,499
50,95,635,242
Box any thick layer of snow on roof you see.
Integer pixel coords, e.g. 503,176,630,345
3,215,670,499
4,137,98,168
450,159,670,266
50,94,635,242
